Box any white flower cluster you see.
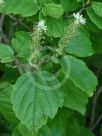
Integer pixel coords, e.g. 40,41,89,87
0,0,5,6
35,20,47,32
29,19,47,69
73,12,86,25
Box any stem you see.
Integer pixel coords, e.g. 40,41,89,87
65,2,91,19
9,15,31,31
91,114,102,130
15,59,25,75
90,85,102,128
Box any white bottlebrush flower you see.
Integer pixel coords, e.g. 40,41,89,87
73,12,86,25
0,0,5,6
36,19,47,32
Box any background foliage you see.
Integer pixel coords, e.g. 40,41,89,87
0,0,102,136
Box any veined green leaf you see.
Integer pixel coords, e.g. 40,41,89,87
87,8,102,29
0,85,18,123
0,0,40,17
64,29,94,57
11,71,64,131
12,31,32,61
0,44,14,63
60,55,98,96
39,108,94,136
60,0,79,12
44,3,64,18
62,80,88,115
39,108,73,136
12,123,37,136
45,17,64,37
92,2,102,18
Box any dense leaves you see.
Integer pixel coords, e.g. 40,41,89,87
38,109,94,136
0,0,102,135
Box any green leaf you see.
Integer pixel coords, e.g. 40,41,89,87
43,4,64,18
39,108,94,136
12,129,21,136
39,0,53,5
12,123,37,136
11,71,64,131
86,17,101,33
66,117,94,136
80,127,94,136
45,17,64,37
64,28,94,57
91,33,102,54
87,8,102,29
60,55,97,96
39,108,73,136
92,2,102,18
60,0,79,12
0,0,40,17
0,85,18,123
0,44,14,63
12,31,32,61
67,116,94,136
62,80,88,115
